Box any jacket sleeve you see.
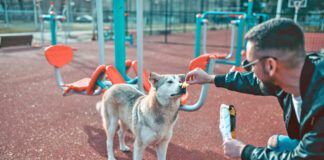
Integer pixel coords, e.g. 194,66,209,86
241,113,324,160
214,71,276,96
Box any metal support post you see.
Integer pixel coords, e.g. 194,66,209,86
96,0,105,65
113,0,127,78
276,0,283,18
136,0,144,92
194,14,202,57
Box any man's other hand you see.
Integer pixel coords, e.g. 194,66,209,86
223,138,246,158
185,68,215,85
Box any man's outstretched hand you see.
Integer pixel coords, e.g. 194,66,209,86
185,68,215,85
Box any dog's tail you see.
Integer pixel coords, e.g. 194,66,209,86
96,100,103,112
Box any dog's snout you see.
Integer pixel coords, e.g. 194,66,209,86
180,87,186,94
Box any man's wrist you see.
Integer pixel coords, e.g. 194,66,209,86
209,75,216,83
240,144,247,156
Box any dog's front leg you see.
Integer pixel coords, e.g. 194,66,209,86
133,139,148,160
156,136,172,160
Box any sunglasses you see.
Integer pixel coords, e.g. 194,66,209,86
242,56,277,72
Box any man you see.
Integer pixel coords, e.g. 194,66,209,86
185,18,323,160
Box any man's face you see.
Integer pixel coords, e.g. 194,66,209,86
246,41,280,95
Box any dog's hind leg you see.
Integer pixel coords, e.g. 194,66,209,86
106,116,118,160
117,120,130,152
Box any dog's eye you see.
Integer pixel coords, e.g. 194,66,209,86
167,80,173,84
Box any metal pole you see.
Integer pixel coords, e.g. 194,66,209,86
96,0,105,65
41,18,45,45
183,0,187,33
69,1,74,24
67,0,71,37
294,6,299,23
136,0,144,92
169,0,173,31
33,0,38,27
200,0,204,13
62,3,68,44
91,0,97,40
125,0,128,36
113,0,127,78
235,18,244,66
50,14,57,45
276,0,283,18
149,0,153,35
246,0,254,32
202,20,207,54
164,0,168,43
194,14,202,57
39,2,44,45
4,0,9,26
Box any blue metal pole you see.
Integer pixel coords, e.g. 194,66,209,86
246,0,254,32
194,14,202,58
235,17,244,66
113,0,127,79
50,13,57,45
4,0,9,26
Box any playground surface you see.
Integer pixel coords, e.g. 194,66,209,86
0,31,322,160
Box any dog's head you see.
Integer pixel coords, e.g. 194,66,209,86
149,72,186,100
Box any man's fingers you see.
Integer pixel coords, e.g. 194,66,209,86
185,75,194,82
186,73,198,83
185,72,195,81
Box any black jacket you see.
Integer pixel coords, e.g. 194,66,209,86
214,53,324,160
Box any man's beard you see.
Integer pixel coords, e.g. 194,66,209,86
259,68,281,95
260,80,281,95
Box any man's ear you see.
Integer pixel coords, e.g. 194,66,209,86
267,58,277,77
178,74,186,82
149,72,161,85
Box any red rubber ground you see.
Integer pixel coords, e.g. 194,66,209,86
0,31,322,160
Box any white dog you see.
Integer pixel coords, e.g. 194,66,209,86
96,72,186,160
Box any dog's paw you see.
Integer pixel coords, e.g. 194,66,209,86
120,145,131,152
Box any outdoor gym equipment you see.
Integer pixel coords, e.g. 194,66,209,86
94,0,238,111
44,0,238,112
96,0,144,90
40,2,66,45
103,13,135,47
197,12,245,67
44,0,149,96
44,44,152,96
44,45,108,96
104,28,134,47
194,0,269,67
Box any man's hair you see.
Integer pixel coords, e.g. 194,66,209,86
245,18,306,68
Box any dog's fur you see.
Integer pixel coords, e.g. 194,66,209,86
96,72,186,160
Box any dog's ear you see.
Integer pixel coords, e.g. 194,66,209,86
149,72,161,85
178,74,186,82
